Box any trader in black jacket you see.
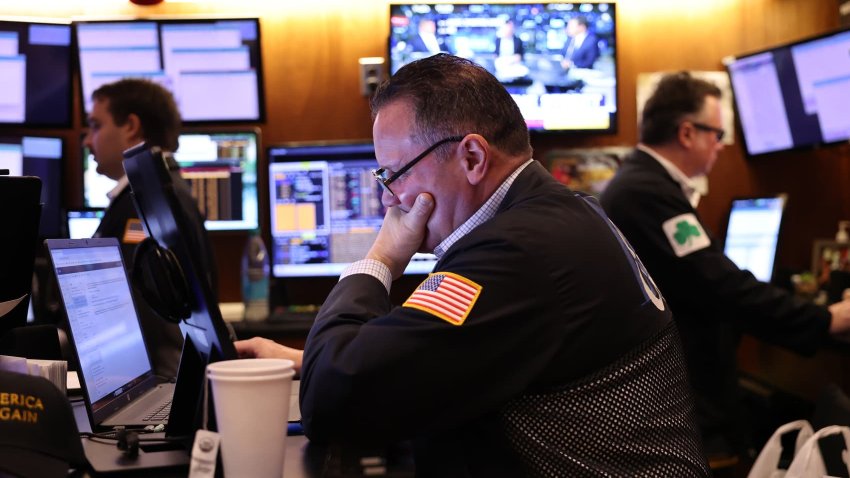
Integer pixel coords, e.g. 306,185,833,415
600,71,850,459
85,78,216,378
236,54,710,476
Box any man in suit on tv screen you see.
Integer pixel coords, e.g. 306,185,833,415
561,15,599,70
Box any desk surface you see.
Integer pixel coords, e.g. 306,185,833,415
71,399,414,477
228,315,315,349
229,317,314,337
71,399,323,477
738,335,850,403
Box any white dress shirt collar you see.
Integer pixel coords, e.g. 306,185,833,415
637,144,703,208
106,175,129,204
573,31,587,49
433,158,534,258
421,32,441,54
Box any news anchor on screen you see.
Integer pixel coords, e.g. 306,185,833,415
561,15,600,70
409,18,448,55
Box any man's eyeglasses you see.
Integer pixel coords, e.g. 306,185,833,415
689,121,725,142
371,135,465,197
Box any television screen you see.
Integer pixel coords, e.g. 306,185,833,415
722,195,787,283
725,27,850,156
267,141,438,278
0,19,72,126
83,129,260,231
0,135,64,237
74,18,264,124
388,2,617,133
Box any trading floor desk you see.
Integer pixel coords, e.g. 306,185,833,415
71,394,414,477
73,433,320,477
738,336,850,404
229,316,314,350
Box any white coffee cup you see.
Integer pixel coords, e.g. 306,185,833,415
207,358,292,376
207,358,295,478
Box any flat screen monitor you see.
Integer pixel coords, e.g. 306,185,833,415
65,208,105,239
74,18,264,124
83,129,260,231
123,145,236,438
81,147,114,208
388,2,617,133
725,27,850,156
0,176,41,336
0,19,72,126
0,135,63,237
722,195,787,283
267,141,439,278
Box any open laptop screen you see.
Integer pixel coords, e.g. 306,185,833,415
48,239,153,408
722,195,787,283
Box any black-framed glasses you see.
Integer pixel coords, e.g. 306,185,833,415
689,121,725,142
371,135,465,197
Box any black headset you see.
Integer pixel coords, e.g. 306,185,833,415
81,428,186,460
132,237,192,324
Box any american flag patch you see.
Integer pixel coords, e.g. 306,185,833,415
122,218,147,244
403,272,482,326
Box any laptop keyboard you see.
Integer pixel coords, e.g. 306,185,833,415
142,399,172,422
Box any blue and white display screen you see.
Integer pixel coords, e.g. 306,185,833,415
723,196,787,282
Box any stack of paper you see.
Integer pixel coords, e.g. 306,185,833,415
0,355,67,393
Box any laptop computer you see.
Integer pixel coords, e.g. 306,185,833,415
46,237,174,431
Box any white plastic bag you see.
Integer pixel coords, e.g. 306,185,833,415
785,425,850,478
748,420,814,478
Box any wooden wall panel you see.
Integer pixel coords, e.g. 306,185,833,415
3,0,845,301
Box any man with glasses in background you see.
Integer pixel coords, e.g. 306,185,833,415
237,54,710,476
600,71,850,465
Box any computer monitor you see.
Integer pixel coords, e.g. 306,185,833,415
388,2,618,133
83,129,260,231
74,18,264,124
0,176,41,337
725,26,850,156
81,145,114,209
123,145,236,438
65,208,105,239
173,129,260,231
0,19,72,126
722,195,788,283
0,135,64,237
267,141,439,279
